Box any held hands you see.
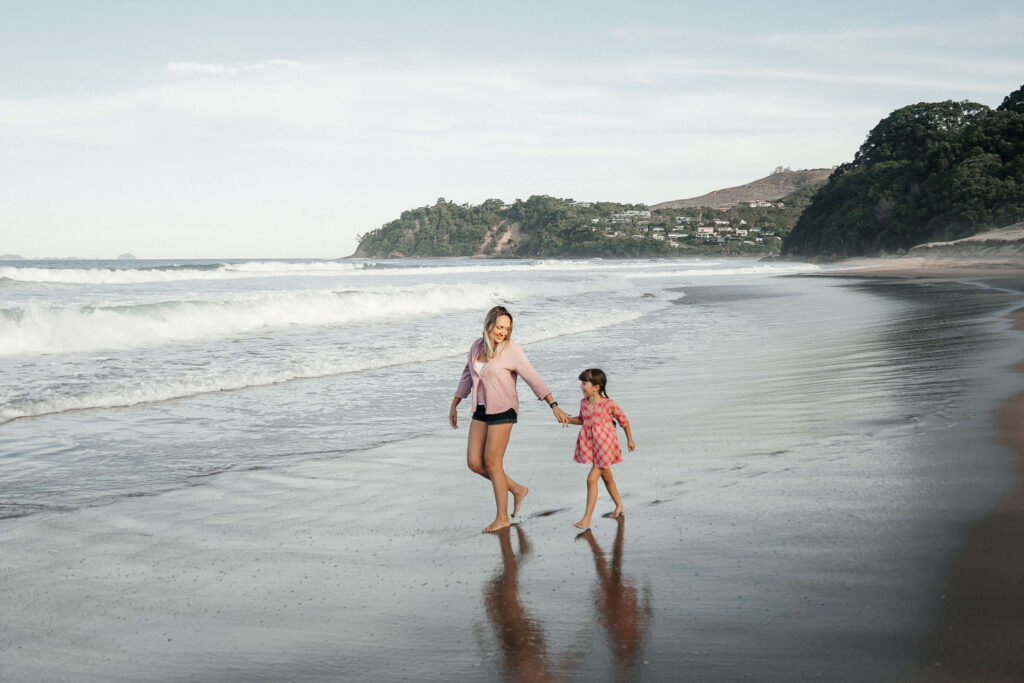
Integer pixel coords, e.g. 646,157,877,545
552,404,572,427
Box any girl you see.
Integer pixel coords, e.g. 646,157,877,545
568,368,635,529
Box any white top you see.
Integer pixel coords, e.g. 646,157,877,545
474,360,485,404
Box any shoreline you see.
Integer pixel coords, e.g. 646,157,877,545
811,257,1024,681
917,307,1024,682
2,263,1023,680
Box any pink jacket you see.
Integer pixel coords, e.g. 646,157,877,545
455,338,551,414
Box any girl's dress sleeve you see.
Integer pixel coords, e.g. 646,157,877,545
512,344,551,400
609,399,629,428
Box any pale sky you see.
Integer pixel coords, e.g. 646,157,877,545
1,1,1021,259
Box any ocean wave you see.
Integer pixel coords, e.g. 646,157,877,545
0,283,504,356
0,261,362,285
0,343,465,423
622,262,821,278
0,300,660,423
0,258,813,285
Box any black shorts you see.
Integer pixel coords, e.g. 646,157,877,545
472,405,518,425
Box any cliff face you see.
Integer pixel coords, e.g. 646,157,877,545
651,169,831,211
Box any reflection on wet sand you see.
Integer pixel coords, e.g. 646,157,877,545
480,526,589,681
479,520,653,681
577,516,653,680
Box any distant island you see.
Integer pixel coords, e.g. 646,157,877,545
0,253,25,260
350,168,828,259
118,253,137,260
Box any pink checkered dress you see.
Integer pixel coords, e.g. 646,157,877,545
573,397,630,468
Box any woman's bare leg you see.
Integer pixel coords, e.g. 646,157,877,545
467,419,489,476
601,468,624,518
482,422,516,533
574,467,603,528
469,420,527,518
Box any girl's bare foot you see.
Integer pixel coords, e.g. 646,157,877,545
573,519,590,529
511,486,528,517
482,518,512,533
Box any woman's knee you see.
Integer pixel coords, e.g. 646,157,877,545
484,456,505,476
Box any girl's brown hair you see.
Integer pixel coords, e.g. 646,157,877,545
482,306,513,360
578,368,609,397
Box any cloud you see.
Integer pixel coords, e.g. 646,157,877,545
610,25,696,41
758,23,947,49
164,59,309,78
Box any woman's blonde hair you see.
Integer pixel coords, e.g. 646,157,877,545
482,306,513,360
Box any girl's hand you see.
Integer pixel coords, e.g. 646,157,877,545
552,405,572,427
627,439,635,452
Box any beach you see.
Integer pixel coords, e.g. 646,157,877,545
808,257,1024,683
1,257,1023,681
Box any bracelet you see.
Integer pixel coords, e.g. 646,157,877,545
549,401,558,409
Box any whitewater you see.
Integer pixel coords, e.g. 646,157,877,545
0,256,819,517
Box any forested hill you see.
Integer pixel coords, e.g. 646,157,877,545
782,84,1024,259
350,171,823,259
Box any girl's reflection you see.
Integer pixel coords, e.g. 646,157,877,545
577,516,653,679
481,526,589,682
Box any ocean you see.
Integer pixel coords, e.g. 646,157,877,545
1,257,820,518
3,256,1024,680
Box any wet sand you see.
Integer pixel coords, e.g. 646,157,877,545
811,258,1024,682
2,265,1024,681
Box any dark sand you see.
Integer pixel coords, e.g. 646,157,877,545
812,259,1024,682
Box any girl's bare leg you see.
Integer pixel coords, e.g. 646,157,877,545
574,466,603,528
468,420,527,517
601,468,624,518
482,423,516,533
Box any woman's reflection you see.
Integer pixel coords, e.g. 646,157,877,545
577,516,653,679
481,525,588,682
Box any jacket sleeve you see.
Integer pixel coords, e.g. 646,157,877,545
455,362,472,399
609,399,629,428
455,339,480,399
512,344,551,400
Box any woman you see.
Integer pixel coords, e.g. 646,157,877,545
450,306,571,533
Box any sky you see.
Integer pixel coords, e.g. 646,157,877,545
1,1,1022,259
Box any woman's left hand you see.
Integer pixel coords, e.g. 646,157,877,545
552,405,571,426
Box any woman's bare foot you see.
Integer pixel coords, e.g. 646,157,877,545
610,506,624,519
482,518,512,533
573,519,590,529
511,486,529,517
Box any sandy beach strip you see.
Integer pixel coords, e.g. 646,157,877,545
810,256,1024,682
2,268,1023,681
